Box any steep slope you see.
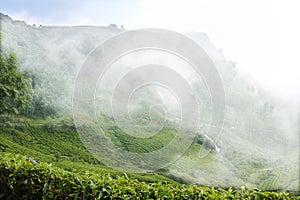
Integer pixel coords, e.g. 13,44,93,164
1,153,298,199
0,114,180,184
0,13,299,191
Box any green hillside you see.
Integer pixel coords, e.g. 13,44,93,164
0,114,181,184
0,12,299,199
0,115,299,199
1,152,299,199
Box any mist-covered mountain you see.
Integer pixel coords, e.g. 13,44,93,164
0,13,298,190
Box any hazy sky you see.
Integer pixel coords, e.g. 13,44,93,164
1,0,300,101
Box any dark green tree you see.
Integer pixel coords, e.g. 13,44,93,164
0,53,32,114
22,69,61,118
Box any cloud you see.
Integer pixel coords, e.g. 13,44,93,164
2,0,300,100
138,0,300,100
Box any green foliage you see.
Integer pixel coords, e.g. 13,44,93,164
193,133,216,150
21,69,70,118
0,115,177,184
107,125,177,153
0,115,100,164
0,53,32,114
0,51,61,118
0,153,298,199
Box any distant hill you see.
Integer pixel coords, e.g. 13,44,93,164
0,12,298,191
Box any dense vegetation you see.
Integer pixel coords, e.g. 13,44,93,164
0,92,298,199
0,13,299,198
0,53,32,114
0,114,177,184
1,153,298,199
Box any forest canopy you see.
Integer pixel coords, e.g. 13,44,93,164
0,53,32,114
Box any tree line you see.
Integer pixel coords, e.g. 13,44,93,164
0,51,59,118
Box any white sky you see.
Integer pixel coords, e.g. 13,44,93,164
137,0,300,101
4,0,300,101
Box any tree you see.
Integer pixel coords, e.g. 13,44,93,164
22,69,62,118
0,53,32,114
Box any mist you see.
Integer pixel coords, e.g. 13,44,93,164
1,12,299,191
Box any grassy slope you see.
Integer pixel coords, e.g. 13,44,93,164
0,114,299,198
0,114,177,184
1,152,298,199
